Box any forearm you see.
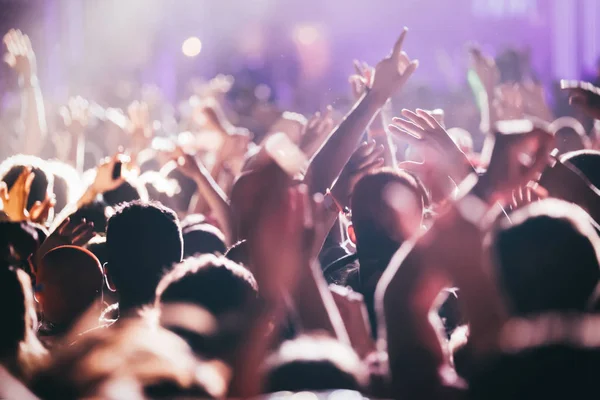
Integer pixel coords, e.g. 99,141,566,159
294,261,350,344
376,241,450,399
19,77,48,155
307,92,384,194
76,186,98,209
368,101,397,168
192,165,233,245
384,278,449,398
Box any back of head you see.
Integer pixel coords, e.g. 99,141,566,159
549,117,589,155
182,223,227,257
85,236,108,266
69,199,114,234
351,169,424,265
263,334,367,393
560,150,600,189
490,199,600,314
102,179,147,207
471,314,600,399
31,318,221,399
156,254,258,316
106,201,183,310
0,155,53,210
225,239,249,267
37,246,103,328
0,221,43,268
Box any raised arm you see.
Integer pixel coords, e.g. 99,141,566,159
307,28,418,195
3,29,47,156
232,165,349,396
350,61,397,167
376,122,555,399
174,150,233,246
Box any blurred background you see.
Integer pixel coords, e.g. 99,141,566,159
0,0,598,115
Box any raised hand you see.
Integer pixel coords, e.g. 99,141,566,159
60,96,90,135
32,217,95,273
91,154,129,194
1,167,33,221
127,100,153,153
0,167,55,224
390,108,473,181
173,147,204,180
330,140,384,209
370,28,419,104
247,178,317,300
300,106,334,158
469,46,498,93
3,29,36,78
349,60,375,100
215,127,252,175
509,183,548,211
475,122,554,204
192,98,235,134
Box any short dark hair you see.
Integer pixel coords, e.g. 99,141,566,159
69,200,114,234
182,223,227,258
102,180,147,207
489,199,600,314
560,150,600,189
263,334,368,393
0,155,53,210
106,201,183,310
155,254,257,316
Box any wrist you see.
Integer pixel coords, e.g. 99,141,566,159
363,89,388,111
327,186,350,212
18,74,38,89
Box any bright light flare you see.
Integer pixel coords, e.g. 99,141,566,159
182,36,202,57
293,25,320,46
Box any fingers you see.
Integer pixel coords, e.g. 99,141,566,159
401,109,432,130
391,27,408,59
72,223,95,246
69,218,92,237
388,124,423,146
29,196,55,223
415,108,442,129
356,157,385,175
57,217,71,235
391,116,425,138
401,60,419,80
353,140,377,160
354,144,385,171
24,170,35,197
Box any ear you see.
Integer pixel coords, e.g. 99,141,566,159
347,223,357,245
103,263,116,292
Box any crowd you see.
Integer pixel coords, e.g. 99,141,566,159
2,22,600,399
